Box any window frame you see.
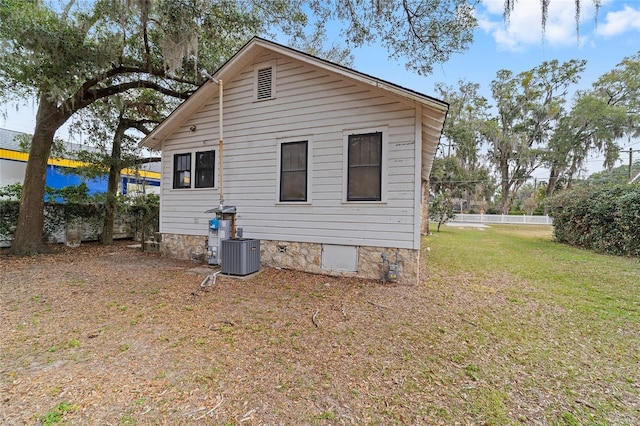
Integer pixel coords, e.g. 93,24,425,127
279,140,308,202
173,153,192,189
194,150,215,189
342,128,388,203
171,149,218,190
276,136,312,205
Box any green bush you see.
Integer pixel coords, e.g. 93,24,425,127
547,184,640,256
429,194,455,232
0,182,159,245
0,182,23,200
0,200,19,243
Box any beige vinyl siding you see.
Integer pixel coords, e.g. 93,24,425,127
159,52,423,249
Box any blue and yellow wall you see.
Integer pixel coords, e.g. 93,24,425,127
0,148,161,196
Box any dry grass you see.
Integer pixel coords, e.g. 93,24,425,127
1,227,638,425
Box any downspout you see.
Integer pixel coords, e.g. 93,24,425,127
218,80,224,209
201,70,224,209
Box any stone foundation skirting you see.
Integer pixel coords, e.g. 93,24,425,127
258,240,420,285
160,233,208,263
160,233,420,284
357,245,420,285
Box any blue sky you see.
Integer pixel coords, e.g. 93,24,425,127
2,0,640,177
348,0,639,101
342,0,640,177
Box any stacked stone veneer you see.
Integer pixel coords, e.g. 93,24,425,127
160,233,420,284
160,233,208,263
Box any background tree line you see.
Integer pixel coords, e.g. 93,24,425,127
430,52,640,216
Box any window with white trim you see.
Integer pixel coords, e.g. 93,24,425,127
195,150,215,188
347,132,382,201
172,150,216,189
173,153,191,189
280,141,308,202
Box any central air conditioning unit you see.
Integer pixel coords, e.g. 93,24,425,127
221,238,260,276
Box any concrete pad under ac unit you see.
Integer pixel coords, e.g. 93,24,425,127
321,244,358,272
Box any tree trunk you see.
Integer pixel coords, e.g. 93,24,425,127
101,124,125,245
500,180,510,215
101,167,120,246
565,156,580,190
499,155,510,215
543,165,561,215
546,166,560,198
9,97,64,255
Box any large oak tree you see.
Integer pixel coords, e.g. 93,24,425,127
0,0,303,254
71,90,169,245
483,59,586,214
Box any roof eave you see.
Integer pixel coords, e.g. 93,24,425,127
139,36,449,150
139,79,218,150
249,38,448,113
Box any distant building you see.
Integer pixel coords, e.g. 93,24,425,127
0,128,160,196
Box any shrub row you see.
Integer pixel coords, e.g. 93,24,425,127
546,184,640,256
0,196,159,246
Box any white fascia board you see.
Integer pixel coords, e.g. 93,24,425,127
139,80,218,150
251,39,448,114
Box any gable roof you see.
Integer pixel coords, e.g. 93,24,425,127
0,128,24,151
140,37,448,180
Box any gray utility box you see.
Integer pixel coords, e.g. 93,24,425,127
221,239,260,276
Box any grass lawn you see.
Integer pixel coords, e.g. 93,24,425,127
424,224,639,424
1,225,638,425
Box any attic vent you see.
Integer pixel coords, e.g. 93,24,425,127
256,67,272,100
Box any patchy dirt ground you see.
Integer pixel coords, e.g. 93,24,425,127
1,239,638,425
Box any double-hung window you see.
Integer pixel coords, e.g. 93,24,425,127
195,150,215,188
280,141,308,202
173,150,215,189
347,132,382,201
173,153,191,189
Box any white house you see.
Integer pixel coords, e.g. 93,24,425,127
140,37,448,284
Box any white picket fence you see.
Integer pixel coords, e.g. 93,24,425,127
450,214,553,225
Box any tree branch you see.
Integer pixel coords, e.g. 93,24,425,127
74,64,196,105
65,80,192,117
62,0,76,21
402,0,444,56
123,118,156,136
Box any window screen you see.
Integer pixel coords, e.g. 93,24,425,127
195,150,215,188
347,132,382,201
280,141,307,202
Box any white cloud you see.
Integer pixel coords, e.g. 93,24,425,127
596,5,640,37
477,0,603,51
